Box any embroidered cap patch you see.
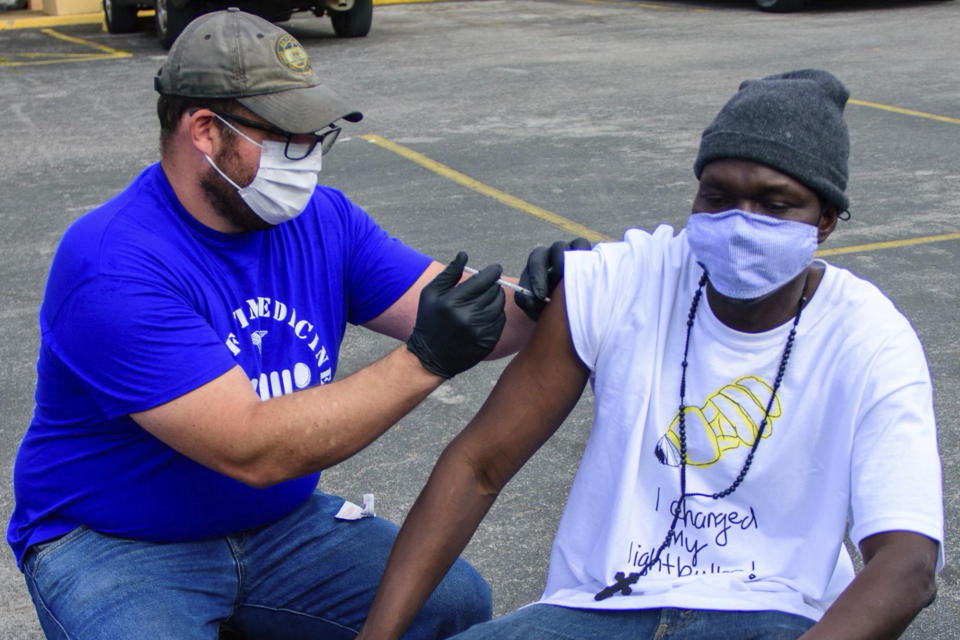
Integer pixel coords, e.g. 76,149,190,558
275,34,312,73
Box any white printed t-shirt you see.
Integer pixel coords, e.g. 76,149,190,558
540,225,944,621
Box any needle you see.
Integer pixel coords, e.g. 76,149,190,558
463,266,549,302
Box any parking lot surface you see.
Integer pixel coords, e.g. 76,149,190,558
1,0,957,637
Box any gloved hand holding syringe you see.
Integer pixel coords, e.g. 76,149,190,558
463,266,548,303
461,238,591,320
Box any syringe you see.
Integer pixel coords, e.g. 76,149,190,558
463,266,549,302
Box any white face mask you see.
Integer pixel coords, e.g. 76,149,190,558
685,209,818,301
204,116,322,226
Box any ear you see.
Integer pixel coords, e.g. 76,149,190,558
817,205,839,244
186,109,221,158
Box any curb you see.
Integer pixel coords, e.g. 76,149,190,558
0,10,102,30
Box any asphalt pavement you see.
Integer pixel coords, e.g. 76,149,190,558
1,0,958,638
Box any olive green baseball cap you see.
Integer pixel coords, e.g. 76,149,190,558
154,8,362,133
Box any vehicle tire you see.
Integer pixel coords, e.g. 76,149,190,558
103,0,139,33
330,0,372,38
754,0,805,12
156,0,196,49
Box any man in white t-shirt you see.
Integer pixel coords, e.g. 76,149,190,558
356,69,944,640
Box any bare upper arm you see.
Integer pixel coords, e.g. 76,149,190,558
130,365,264,478
451,284,590,492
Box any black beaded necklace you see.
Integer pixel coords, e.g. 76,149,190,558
595,271,809,601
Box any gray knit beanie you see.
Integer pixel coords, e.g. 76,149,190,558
694,69,850,212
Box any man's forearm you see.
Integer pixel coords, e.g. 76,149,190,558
357,448,497,640
134,346,445,487
799,532,938,640
247,346,446,483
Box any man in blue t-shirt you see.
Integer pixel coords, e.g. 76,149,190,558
7,9,585,639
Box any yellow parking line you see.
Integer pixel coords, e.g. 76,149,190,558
11,51,103,58
849,98,960,125
40,27,130,55
0,28,130,65
0,27,130,66
361,134,960,254
362,135,611,243
816,232,960,257
0,52,126,66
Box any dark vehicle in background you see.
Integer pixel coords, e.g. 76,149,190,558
102,0,372,48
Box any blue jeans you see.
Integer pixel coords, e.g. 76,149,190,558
22,491,491,639
450,604,815,640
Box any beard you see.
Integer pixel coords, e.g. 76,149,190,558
200,147,273,233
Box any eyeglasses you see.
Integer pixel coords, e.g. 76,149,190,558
210,111,341,160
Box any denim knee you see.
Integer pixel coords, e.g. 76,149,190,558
408,556,492,639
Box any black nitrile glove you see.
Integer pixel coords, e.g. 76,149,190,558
406,252,507,378
516,237,592,320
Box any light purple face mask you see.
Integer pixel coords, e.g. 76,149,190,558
685,209,818,301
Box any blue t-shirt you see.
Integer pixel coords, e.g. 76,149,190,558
7,163,431,567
